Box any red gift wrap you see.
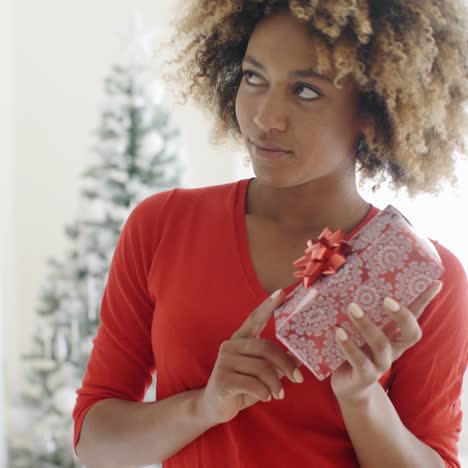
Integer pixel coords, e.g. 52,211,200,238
273,205,445,381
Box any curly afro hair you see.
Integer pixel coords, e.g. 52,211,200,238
158,0,468,197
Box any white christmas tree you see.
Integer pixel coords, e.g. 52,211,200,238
7,12,184,468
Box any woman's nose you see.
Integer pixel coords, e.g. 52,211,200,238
253,95,288,133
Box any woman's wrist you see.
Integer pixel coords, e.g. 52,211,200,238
334,381,380,409
192,388,222,429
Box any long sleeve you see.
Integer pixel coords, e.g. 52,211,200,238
72,190,174,455
387,243,468,468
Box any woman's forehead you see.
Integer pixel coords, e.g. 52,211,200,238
245,11,340,72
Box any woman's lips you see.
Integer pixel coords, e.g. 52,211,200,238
251,143,292,161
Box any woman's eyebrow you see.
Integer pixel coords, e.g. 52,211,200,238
242,55,333,84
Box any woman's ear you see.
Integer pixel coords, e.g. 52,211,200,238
358,111,373,136
357,112,376,150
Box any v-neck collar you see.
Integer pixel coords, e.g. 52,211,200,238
234,177,380,300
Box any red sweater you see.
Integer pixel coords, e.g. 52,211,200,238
73,177,468,467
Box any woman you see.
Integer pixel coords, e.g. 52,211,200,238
73,1,468,467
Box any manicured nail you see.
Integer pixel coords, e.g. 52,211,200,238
266,395,272,401
348,302,364,319
336,327,348,341
433,281,443,296
276,388,285,399
293,368,304,383
383,297,400,312
271,289,283,300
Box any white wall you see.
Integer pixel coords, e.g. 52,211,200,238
3,0,240,462
6,0,239,401
3,0,468,465
1,0,14,465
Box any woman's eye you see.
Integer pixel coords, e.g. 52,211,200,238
242,70,320,101
294,85,320,101
242,70,262,85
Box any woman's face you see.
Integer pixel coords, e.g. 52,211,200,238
235,10,365,187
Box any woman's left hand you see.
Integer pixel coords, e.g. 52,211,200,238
330,279,443,403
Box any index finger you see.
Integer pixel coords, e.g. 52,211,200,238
232,289,285,340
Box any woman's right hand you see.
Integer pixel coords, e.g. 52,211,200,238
200,289,304,426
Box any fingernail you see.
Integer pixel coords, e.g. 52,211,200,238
266,395,272,401
271,289,283,300
348,302,364,319
293,368,304,383
277,388,285,399
383,297,400,312
336,327,348,341
434,281,443,296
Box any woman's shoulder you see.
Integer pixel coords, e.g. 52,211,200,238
123,179,244,240
128,179,245,228
430,239,467,287
420,239,468,332
136,179,243,212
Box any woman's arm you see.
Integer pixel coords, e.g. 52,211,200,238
336,383,444,468
76,389,215,468
330,245,468,468
76,289,302,467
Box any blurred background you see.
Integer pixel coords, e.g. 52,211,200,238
0,0,467,466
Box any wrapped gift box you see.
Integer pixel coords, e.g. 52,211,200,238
273,205,445,381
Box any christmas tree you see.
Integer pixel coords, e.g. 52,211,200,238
7,13,184,468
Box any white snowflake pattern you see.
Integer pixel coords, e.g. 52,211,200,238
318,253,364,298
352,281,384,311
350,217,388,250
274,285,307,325
321,329,347,373
394,261,441,305
364,231,412,277
414,236,444,268
278,333,323,376
290,297,337,337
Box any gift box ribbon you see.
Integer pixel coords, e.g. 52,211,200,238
292,227,352,288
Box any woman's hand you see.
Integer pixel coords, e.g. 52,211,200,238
330,279,444,403
200,289,304,426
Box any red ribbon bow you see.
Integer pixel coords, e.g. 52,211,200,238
292,227,352,288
